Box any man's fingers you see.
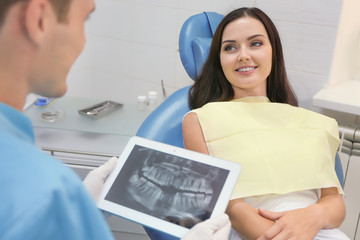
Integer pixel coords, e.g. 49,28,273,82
96,156,118,179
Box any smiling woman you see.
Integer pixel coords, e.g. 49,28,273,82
188,7,297,110
183,7,349,240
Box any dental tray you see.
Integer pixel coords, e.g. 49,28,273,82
78,101,123,120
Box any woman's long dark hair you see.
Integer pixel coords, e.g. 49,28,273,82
189,7,298,109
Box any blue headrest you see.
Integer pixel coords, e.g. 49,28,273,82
179,12,224,80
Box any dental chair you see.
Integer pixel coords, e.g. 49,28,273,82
136,12,344,240
135,12,223,240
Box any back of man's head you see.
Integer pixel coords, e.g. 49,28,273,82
0,0,71,29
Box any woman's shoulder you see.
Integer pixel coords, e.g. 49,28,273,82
183,110,198,122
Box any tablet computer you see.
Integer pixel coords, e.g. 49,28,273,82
98,136,241,238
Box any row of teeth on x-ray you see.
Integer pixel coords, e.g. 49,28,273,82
143,164,214,194
128,171,213,211
127,155,218,214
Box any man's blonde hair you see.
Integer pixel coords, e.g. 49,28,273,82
0,0,72,28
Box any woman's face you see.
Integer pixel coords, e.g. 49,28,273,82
220,16,272,99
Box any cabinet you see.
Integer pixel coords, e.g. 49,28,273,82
25,97,152,240
340,153,360,239
338,127,360,239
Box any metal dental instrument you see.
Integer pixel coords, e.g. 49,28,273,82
78,101,123,119
161,79,167,100
86,102,112,115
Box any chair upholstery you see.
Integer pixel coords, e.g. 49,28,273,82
179,12,224,80
335,153,344,187
136,12,223,240
136,11,344,240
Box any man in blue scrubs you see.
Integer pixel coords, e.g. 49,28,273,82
0,0,230,239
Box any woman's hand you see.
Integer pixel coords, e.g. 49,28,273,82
257,207,322,240
257,187,345,240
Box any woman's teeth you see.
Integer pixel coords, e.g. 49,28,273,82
237,67,256,72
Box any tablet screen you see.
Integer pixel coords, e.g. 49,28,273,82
104,144,229,229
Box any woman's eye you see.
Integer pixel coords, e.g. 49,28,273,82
251,41,263,47
223,45,236,51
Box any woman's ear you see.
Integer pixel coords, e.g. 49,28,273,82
23,0,55,45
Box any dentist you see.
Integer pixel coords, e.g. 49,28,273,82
0,0,230,239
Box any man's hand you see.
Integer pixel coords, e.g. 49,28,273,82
182,214,231,240
83,156,118,203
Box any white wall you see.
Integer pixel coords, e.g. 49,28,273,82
65,0,343,111
329,0,360,87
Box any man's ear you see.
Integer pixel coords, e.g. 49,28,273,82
23,0,55,45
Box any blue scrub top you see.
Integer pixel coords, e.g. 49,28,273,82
0,103,114,240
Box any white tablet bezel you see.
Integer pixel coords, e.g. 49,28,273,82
98,136,241,238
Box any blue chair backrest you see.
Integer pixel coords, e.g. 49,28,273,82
179,12,224,80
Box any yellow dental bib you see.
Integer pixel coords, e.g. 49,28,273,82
193,97,343,199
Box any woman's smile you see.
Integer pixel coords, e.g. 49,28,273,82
235,66,258,74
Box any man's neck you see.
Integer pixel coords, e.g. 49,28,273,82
0,25,32,111
0,51,30,111
0,76,28,111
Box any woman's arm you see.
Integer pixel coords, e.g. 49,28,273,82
182,112,209,154
257,187,345,240
183,112,275,239
317,187,346,229
226,199,275,239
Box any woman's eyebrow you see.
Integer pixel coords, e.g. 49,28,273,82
221,40,236,45
247,34,265,40
222,34,265,45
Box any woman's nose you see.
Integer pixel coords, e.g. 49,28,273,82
237,48,250,61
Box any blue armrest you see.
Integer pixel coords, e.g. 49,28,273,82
335,152,344,187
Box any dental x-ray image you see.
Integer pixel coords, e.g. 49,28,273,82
105,145,229,229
